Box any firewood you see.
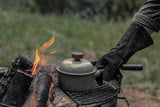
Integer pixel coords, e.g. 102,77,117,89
36,71,52,107
23,70,52,107
0,67,7,79
2,70,32,107
0,103,16,107
0,55,33,101
23,71,42,107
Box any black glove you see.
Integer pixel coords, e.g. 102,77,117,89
133,0,160,32
96,22,153,82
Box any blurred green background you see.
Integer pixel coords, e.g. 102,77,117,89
0,0,160,96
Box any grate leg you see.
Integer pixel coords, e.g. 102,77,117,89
118,96,130,107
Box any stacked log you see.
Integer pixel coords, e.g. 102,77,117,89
0,55,33,101
2,70,32,107
0,56,74,107
23,70,52,107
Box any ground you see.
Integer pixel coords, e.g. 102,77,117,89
117,85,160,107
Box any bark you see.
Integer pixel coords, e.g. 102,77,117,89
36,72,52,107
2,70,32,107
23,71,52,107
0,55,33,101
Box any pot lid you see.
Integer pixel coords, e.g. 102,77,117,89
57,52,95,75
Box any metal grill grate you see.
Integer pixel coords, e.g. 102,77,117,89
52,68,120,106
64,80,119,106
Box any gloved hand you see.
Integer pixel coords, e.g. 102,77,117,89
133,0,160,32
95,0,160,83
96,22,153,82
96,51,123,82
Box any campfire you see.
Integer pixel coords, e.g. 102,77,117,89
0,37,57,107
0,36,141,107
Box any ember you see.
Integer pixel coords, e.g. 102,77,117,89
49,82,54,93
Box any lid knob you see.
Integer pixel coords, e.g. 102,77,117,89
72,52,83,61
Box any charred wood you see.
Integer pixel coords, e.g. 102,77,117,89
30,66,55,89
23,71,52,107
36,72,52,107
23,70,43,107
15,55,33,70
0,103,16,107
2,70,32,107
0,55,33,101
7,55,33,75
0,68,7,79
30,70,41,89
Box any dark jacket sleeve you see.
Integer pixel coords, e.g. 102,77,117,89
133,0,160,32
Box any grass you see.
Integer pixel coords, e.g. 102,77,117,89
0,9,129,66
0,9,160,95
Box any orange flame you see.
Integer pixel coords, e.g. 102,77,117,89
49,51,55,55
49,82,54,92
47,82,55,107
40,54,47,65
32,49,40,75
31,37,55,76
41,37,55,52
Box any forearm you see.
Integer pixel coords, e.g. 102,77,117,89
133,0,160,33
96,23,153,81
143,26,153,35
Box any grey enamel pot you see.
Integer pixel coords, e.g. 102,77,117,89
56,52,96,91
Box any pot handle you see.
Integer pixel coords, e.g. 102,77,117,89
72,52,83,61
121,64,143,71
94,64,143,85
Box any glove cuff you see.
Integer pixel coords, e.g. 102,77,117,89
118,22,153,63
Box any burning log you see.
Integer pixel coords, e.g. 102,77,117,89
30,65,56,90
23,70,52,107
0,55,33,101
2,70,32,107
36,72,52,107
30,70,42,89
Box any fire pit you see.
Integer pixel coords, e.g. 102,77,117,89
0,55,143,107
54,70,119,107
0,36,143,107
0,55,120,107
